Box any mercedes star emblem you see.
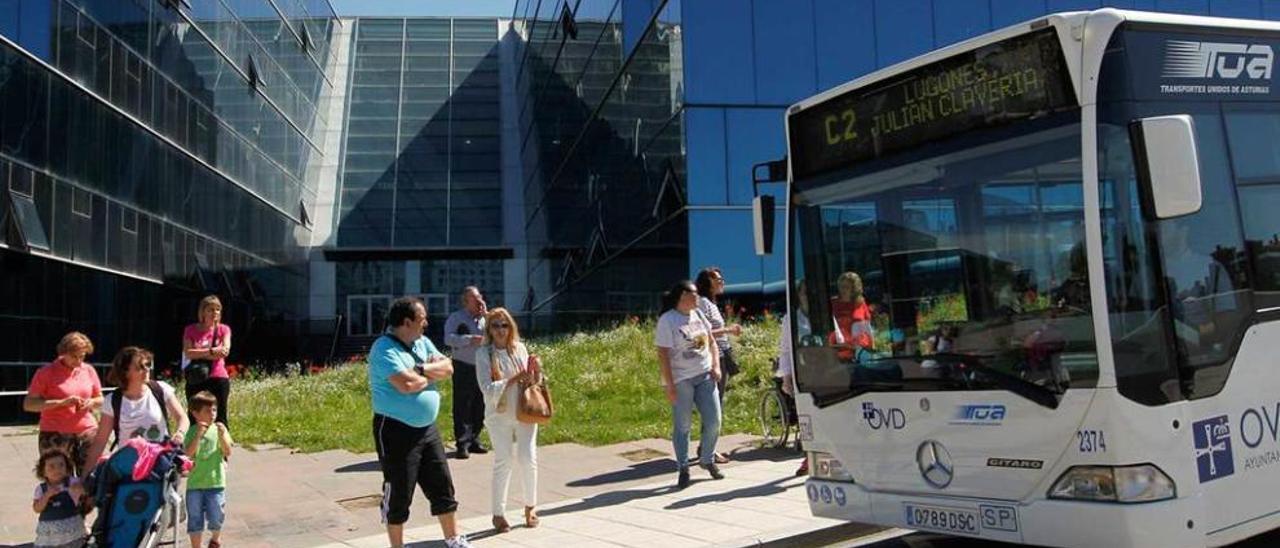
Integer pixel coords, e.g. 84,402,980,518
917,440,954,488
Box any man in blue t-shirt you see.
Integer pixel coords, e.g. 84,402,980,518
369,297,471,548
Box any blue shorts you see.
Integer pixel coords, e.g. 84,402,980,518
186,488,225,533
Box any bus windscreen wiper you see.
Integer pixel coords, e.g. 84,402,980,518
846,378,968,399
937,352,1063,410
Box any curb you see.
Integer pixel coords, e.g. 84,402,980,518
718,522,892,548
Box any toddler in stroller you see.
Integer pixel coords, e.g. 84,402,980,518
88,438,190,548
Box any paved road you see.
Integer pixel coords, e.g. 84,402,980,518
838,529,1280,547
1,426,860,547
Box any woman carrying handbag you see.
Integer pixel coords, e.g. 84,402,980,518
474,307,546,533
183,295,232,426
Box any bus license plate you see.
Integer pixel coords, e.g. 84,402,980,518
904,503,980,535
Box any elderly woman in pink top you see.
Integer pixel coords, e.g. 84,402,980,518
24,332,103,477
182,295,233,426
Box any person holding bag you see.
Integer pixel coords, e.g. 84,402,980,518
474,307,543,533
694,266,741,464
183,295,232,426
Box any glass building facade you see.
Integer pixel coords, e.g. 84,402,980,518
314,17,508,339
0,0,339,420
10,0,1280,420
511,0,1280,324
511,0,685,328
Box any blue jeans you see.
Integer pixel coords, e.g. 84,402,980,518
672,372,721,468
186,488,226,533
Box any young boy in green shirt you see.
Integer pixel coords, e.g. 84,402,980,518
184,391,232,548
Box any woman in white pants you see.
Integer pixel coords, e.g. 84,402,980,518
474,307,541,533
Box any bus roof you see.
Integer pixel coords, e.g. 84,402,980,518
787,8,1280,117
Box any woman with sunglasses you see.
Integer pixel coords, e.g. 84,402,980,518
474,308,541,533
655,280,725,489
694,266,741,465
82,347,190,471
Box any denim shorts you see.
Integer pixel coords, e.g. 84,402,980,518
186,488,226,533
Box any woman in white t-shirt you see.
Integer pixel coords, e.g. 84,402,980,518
82,346,189,471
655,280,724,490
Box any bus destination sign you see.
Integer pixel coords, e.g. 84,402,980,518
788,29,1077,181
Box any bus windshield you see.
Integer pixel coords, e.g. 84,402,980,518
789,117,1100,406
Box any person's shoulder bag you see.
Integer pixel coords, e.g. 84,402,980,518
493,343,553,424
514,343,553,425
184,324,220,386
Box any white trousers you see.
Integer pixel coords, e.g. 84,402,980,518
485,414,538,516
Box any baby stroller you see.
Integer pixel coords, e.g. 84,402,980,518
88,439,187,548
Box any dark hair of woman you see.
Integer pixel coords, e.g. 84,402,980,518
107,346,153,386
694,267,722,301
661,280,697,313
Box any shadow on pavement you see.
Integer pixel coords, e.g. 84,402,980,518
335,460,381,473
721,444,804,464
541,485,681,517
565,445,801,489
664,476,795,510
406,528,504,548
566,459,678,487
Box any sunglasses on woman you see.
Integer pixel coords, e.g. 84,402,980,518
492,322,511,330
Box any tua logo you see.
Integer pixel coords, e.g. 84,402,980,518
952,404,1007,425
1193,415,1235,483
1163,40,1274,80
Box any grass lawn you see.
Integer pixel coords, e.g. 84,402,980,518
231,316,782,453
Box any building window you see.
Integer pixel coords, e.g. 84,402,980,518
71,188,92,218
121,207,138,234
560,4,578,40
8,166,32,198
7,190,52,252
247,54,265,89
75,10,95,49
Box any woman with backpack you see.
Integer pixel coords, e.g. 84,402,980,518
82,346,189,472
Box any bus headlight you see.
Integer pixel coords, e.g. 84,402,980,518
1048,464,1176,503
810,452,854,482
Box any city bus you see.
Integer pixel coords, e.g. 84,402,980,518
756,8,1280,547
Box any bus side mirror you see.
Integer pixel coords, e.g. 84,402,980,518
1133,115,1203,219
751,158,786,255
753,194,775,255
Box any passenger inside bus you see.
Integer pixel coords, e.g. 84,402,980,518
830,272,874,363
1051,243,1091,313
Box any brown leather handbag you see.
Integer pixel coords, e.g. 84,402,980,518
490,346,554,424
516,378,553,425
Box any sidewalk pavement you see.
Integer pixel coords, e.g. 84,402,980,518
317,448,875,548
0,427,869,547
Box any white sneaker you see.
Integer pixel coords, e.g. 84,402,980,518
444,535,472,548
